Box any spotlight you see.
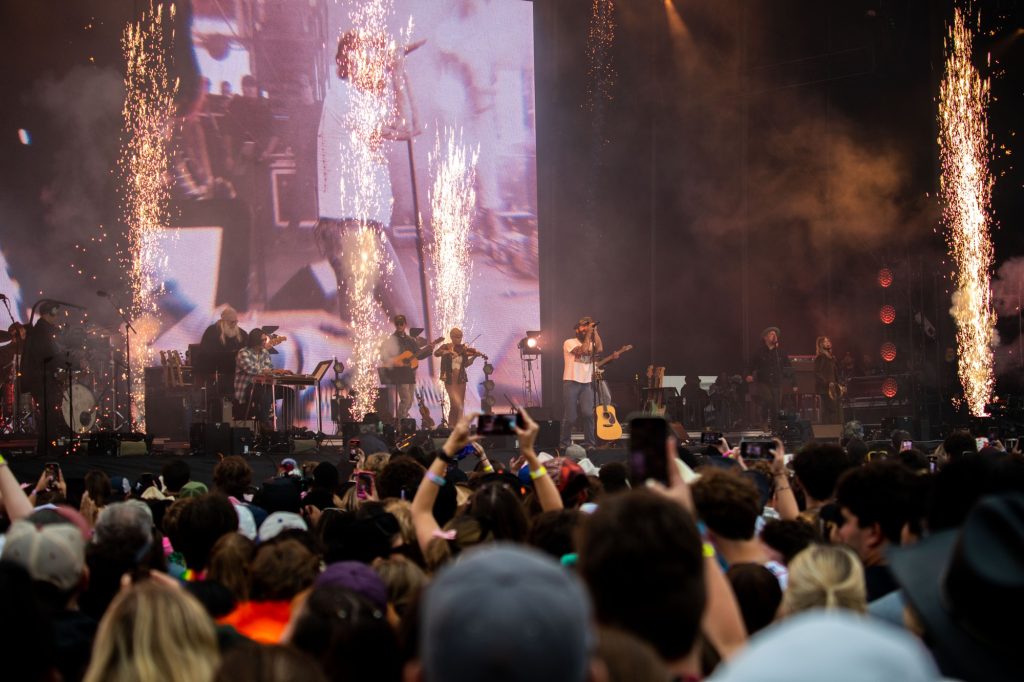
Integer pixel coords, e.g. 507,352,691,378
333,360,345,374
482,379,495,392
882,377,899,399
879,305,896,325
517,330,542,356
483,361,494,376
878,267,894,288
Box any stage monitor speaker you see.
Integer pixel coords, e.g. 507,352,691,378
536,420,560,450
145,393,191,441
88,432,151,457
190,422,232,455
232,427,255,455
812,424,843,441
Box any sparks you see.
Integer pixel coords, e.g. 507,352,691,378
341,0,402,419
939,7,997,416
586,0,616,110
119,1,179,429
428,126,478,341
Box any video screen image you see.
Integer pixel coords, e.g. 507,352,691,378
154,0,539,428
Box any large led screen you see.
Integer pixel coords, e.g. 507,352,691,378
154,0,539,428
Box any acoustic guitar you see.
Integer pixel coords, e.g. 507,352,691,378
391,337,445,369
417,390,435,430
594,345,634,442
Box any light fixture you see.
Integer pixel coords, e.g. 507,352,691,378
517,330,542,357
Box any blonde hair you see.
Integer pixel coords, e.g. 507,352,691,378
372,555,427,618
84,581,219,682
782,544,867,616
383,499,415,548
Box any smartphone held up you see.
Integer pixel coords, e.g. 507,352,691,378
629,416,670,486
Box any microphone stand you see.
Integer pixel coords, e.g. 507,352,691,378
99,293,135,432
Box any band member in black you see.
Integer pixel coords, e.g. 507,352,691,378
434,327,484,427
815,335,843,424
195,307,248,404
745,326,796,429
21,303,67,453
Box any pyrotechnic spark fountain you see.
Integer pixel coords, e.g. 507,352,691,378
586,0,616,110
341,0,402,419
119,1,179,428
429,127,479,343
939,7,997,416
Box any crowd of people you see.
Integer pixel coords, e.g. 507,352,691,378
0,410,1020,682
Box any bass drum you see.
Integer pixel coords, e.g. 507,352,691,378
62,383,97,433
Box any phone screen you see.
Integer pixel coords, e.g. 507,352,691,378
741,441,774,460
477,414,517,436
975,437,989,451
900,440,913,452
700,431,723,445
629,417,669,485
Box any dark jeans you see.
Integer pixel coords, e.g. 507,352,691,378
560,380,596,448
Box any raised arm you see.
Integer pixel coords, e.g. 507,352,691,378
515,409,563,512
411,413,478,554
0,455,35,522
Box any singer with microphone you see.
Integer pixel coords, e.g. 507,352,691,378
559,316,603,451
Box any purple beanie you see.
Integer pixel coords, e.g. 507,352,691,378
314,561,389,611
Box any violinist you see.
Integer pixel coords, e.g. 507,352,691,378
434,327,485,427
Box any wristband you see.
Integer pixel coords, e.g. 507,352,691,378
0,453,5,466
529,466,548,480
437,451,456,465
482,464,495,474
702,542,716,558
425,471,447,487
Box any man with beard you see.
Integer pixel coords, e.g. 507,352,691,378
745,327,796,430
559,316,603,450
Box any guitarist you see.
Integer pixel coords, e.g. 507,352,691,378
814,335,844,424
559,316,603,451
434,327,485,427
380,315,434,421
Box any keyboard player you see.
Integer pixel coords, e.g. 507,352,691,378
234,329,287,432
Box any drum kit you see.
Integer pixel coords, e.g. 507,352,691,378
1,321,127,435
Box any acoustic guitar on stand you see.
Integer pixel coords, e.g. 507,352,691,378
594,345,634,442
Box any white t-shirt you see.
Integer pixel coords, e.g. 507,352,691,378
563,338,594,383
316,79,393,224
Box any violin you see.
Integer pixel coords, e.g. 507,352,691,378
453,344,487,361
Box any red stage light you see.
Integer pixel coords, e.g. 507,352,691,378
880,342,897,362
878,267,894,288
882,377,899,399
879,304,896,325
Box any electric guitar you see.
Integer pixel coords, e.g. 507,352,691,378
594,345,634,441
391,337,445,369
593,344,634,381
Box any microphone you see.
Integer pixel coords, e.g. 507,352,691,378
592,321,600,327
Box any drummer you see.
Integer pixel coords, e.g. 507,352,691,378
21,303,68,454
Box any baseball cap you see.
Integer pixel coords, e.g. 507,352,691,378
708,610,939,682
259,511,308,542
1,520,86,592
564,444,587,462
178,481,209,498
420,544,593,682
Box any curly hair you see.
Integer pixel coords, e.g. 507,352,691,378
691,468,762,540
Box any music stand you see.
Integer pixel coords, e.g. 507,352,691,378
377,366,403,428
